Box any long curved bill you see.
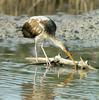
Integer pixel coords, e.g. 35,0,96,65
50,36,76,70
64,48,77,70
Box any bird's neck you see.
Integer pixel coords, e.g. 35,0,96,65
50,36,71,57
50,36,73,60
50,36,76,68
49,36,66,51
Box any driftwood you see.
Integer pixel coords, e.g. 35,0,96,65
25,54,96,71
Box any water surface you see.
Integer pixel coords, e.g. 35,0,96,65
0,42,99,100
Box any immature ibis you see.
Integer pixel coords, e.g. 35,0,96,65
22,16,76,69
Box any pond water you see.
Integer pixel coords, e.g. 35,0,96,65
0,41,99,100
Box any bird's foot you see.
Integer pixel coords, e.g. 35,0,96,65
47,60,51,66
45,60,52,69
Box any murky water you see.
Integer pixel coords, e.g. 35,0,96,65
0,41,99,100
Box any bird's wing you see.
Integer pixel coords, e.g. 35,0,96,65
28,18,46,35
22,17,49,38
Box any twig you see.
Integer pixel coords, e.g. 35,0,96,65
25,54,96,71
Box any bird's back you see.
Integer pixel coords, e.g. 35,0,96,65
22,16,56,38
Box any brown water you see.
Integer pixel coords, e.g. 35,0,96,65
0,41,99,100
0,0,99,16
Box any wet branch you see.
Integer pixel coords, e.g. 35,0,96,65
25,54,95,70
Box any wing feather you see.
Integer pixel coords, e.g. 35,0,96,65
22,19,45,38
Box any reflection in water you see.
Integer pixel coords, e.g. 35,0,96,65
21,83,33,100
0,43,99,100
21,83,55,100
0,0,98,16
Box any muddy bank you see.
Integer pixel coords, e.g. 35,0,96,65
0,10,99,48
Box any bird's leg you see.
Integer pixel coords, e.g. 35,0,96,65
41,43,51,67
34,38,38,63
40,43,51,83
33,39,38,85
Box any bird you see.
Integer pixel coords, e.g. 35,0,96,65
22,16,76,69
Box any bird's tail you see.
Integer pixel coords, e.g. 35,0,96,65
50,36,76,70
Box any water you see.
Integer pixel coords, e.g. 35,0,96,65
0,42,99,100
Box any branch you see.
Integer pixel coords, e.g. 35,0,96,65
25,54,96,71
